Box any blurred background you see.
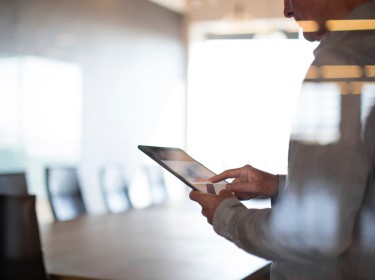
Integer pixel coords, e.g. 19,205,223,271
0,0,317,223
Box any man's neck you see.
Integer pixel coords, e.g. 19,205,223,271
340,0,373,18
317,0,373,41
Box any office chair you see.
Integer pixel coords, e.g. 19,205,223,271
144,165,168,206
0,194,49,280
0,172,28,195
45,166,86,222
99,163,132,213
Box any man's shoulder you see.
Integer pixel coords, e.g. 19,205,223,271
314,30,375,65
312,1,375,66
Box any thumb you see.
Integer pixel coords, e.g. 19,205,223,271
218,189,235,199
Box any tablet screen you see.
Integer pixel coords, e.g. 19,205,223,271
138,145,227,193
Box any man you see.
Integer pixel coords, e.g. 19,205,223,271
190,0,375,279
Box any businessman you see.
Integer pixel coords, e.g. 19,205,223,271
190,0,375,279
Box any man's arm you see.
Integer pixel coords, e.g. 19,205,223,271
211,142,370,263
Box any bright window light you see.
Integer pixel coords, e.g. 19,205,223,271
187,38,317,175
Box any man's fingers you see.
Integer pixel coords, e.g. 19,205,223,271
231,178,242,184
189,190,216,202
189,190,203,202
226,182,253,192
190,190,233,203
218,189,235,199
226,183,259,199
219,190,258,200
210,168,241,182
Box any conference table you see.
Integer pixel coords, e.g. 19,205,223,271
41,201,269,280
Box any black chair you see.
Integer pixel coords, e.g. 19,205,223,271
99,163,132,213
144,165,168,206
0,194,49,280
0,172,28,195
45,166,86,222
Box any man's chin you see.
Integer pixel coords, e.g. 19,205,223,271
303,31,325,42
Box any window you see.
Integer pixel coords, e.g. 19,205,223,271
0,55,82,222
187,36,317,175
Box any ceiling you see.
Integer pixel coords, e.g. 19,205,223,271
148,0,294,38
148,0,186,13
148,0,285,22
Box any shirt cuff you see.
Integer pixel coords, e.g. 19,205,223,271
271,174,287,206
212,198,247,241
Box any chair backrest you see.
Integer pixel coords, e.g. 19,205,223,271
45,166,86,221
0,195,49,280
0,172,28,195
99,164,132,213
145,165,168,206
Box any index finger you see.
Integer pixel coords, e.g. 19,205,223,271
209,168,242,183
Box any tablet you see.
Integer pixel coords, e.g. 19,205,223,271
138,145,227,194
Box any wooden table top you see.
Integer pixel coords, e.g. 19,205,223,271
40,202,268,280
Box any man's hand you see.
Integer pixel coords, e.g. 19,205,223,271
189,189,235,224
209,164,279,200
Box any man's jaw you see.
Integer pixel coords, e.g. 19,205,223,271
294,19,328,42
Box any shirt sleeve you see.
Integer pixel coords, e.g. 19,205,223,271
212,140,371,264
212,197,318,263
271,174,286,206
212,198,313,263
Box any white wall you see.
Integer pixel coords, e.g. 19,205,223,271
0,0,186,217
81,28,187,211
